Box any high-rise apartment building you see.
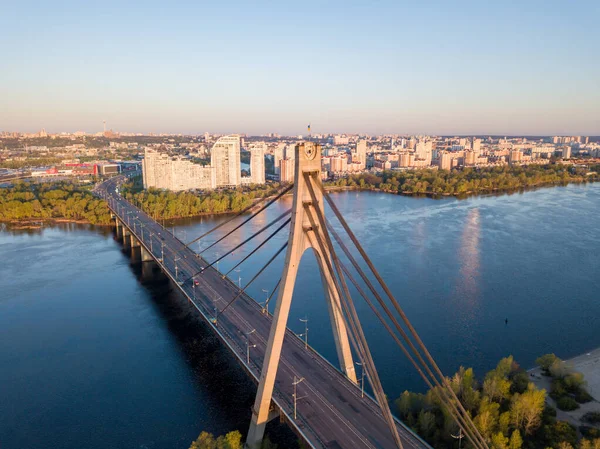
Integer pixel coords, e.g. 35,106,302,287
472,138,482,155
250,147,265,184
355,140,367,168
142,148,216,191
284,144,296,160
211,135,241,187
438,151,452,170
279,158,295,183
415,140,432,164
273,145,284,175
509,150,523,164
330,155,348,173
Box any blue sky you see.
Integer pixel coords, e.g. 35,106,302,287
1,0,599,135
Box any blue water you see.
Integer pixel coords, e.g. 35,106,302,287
174,184,600,398
1,184,600,448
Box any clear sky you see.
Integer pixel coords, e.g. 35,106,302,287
1,0,599,136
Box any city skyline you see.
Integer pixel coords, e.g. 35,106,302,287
2,1,599,135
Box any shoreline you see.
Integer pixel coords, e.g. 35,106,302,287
1,218,112,229
5,179,598,226
528,347,600,430
324,177,597,199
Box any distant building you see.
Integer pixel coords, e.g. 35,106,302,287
334,135,350,145
330,155,348,173
509,150,523,164
273,145,284,175
438,151,452,170
250,147,265,184
211,135,241,187
355,140,367,168
465,151,476,165
415,140,432,164
142,148,216,191
279,158,295,182
472,138,482,155
399,152,414,168
562,147,572,159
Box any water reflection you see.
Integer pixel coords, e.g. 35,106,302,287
457,208,481,305
447,207,483,363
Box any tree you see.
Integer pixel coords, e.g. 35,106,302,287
492,431,509,449
510,383,546,434
417,410,436,439
216,430,242,449
189,431,242,449
484,376,512,403
396,391,425,418
535,354,557,372
508,430,523,449
549,359,571,379
190,431,216,449
474,398,500,441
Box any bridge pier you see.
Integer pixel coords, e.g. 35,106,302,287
130,233,140,248
122,226,131,247
246,142,357,449
140,245,153,262
115,219,123,238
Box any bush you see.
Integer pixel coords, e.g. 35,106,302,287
550,379,567,400
542,405,557,423
582,412,600,424
556,396,580,411
580,426,600,439
574,389,594,403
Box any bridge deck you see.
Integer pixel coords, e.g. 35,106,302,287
98,177,430,449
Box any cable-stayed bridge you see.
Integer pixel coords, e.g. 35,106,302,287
96,143,490,449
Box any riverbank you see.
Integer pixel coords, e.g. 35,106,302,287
529,348,600,430
326,164,600,199
325,177,598,199
1,218,113,230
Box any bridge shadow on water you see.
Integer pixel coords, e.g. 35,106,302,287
119,240,299,448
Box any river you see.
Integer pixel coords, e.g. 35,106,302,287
1,184,599,448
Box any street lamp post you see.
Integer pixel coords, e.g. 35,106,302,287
235,268,242,288
355,361,365,398
451,428,464,449
246,329,256,365
261,288,269,314
175,257,181,279
292,376,306,420
298,318,309,350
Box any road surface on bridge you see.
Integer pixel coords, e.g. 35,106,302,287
96,176,431,449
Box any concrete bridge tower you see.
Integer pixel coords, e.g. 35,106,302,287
246,142,357,448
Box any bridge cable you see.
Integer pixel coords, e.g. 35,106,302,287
329,223,487,449
319,182,490,449
323,191,488,449
221,218,292,279
185,184,294,250
217,242,288,318
335,253,487,449
302,201,404,449
182,208,291,283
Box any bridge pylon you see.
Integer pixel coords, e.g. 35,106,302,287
246,142,357,449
